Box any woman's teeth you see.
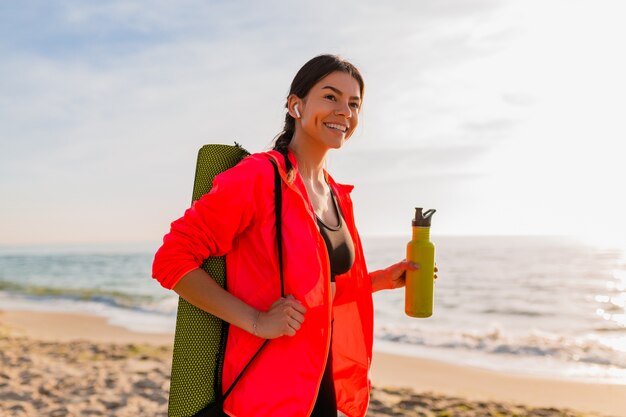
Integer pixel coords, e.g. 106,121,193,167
325,123,347,132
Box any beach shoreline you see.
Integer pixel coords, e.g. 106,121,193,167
1,308,624,417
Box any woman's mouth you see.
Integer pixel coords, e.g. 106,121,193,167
324,123,348,133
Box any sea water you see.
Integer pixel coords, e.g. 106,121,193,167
1,236,625,384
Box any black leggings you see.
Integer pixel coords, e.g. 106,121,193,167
310,323,337,417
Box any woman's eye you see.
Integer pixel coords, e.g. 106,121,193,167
324,94,336,101
350,102,360,109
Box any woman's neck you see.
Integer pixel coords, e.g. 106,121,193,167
288,135,327,184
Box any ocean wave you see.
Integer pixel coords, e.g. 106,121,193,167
376,324,626,369
480,308,548,317
0,281,175,315
594,326,626,332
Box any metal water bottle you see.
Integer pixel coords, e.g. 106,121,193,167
405,208,436,318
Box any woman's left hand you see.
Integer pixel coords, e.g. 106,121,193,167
371,260,438,292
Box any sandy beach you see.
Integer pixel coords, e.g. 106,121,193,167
1,309,624,417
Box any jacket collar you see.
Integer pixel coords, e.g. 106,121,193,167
265,148,355,195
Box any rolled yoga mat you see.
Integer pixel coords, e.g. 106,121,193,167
168,143,250,417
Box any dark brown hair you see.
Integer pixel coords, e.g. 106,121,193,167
272,54,364,181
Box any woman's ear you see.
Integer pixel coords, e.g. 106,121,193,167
287,95,302,119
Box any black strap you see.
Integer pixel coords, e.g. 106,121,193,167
272,159,285,298
196,157,284,416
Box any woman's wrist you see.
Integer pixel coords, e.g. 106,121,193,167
370,270,388,293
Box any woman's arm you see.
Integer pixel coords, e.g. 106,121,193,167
153,158,307,338
173,268,307,339
370,260,437,293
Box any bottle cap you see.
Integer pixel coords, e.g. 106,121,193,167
412,207,436,227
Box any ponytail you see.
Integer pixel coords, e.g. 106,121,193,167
272,112,296,183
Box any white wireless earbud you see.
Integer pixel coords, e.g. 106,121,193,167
294,104,301,119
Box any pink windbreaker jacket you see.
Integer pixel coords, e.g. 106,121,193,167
152,149,374,417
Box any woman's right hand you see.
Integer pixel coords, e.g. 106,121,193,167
256,295,307,339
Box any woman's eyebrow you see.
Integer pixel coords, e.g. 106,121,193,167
321,86,361,102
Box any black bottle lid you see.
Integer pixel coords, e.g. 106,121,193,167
412,208,436,227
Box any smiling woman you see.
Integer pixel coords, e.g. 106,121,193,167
290,76,362,148
290,72,361,155
273,55,365,182
152,54,423,417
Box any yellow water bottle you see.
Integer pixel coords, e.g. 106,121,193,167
405,208,436,318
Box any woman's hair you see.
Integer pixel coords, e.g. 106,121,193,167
272,54,364,182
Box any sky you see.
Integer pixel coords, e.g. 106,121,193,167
1,0,625,249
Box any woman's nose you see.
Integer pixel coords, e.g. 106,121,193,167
335,101,353,118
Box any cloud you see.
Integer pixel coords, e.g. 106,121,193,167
461,118,518,134
328,145,488,185
501,93,535,107
1,0,530,244
1,0,512,167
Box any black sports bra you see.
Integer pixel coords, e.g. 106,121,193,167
315,184,355,281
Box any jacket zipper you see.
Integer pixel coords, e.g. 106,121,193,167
288,170,334,417
269,152,337,416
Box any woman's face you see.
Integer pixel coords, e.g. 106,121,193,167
296,71,362,149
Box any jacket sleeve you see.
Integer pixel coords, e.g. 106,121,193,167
152,159,258,289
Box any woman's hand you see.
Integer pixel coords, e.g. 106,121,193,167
255,295,307,339
371,260,438,292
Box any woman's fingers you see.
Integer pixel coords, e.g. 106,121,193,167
284,308,304,336
279,303,305,326
284,323,297,337
285,295,307,315
288,316,302,332
400,259,420,270
288,309,306,325
260,295,307,338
